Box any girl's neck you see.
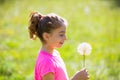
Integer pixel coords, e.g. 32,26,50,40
41,44,54,54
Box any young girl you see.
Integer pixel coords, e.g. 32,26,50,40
28,12,89,80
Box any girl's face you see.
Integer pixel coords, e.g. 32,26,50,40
46,26,67,48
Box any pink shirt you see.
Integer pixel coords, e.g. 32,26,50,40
34,50,68,80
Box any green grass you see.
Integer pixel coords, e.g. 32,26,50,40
0,0,120,80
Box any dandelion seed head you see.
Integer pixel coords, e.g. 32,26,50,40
77,42,92,55
84,6,90,15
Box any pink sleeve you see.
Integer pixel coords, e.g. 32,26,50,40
40,59,55,77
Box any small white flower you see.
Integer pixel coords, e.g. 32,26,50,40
84,6,90,15
77,42,92,55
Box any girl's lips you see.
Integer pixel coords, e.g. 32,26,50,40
60,42,64,44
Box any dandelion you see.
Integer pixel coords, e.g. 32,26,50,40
84,6,90,15
77,42,92,67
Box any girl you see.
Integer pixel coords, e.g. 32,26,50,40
28,12,89,80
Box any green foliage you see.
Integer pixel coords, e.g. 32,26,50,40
0,0,120,80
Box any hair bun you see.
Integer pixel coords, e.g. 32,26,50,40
30,12,42,25
28,12,43,40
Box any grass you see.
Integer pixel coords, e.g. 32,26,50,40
0,0,120,80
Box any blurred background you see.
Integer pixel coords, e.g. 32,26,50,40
0,0,120,80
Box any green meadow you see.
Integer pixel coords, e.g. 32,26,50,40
0,0,120,80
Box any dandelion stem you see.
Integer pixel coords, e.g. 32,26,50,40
83,54,85,67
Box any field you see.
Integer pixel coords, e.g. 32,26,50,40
0,0,120,80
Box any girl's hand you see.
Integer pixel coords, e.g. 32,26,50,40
71,68,89,80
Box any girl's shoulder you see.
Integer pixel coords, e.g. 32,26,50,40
38,55,54,67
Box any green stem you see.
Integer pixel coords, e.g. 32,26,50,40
83,54,85,68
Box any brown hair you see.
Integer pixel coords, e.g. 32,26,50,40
28,12,67,42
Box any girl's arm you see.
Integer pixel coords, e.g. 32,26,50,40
42,69,89,80
42,72,54,80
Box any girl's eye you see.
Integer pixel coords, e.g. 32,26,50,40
59,34,64,37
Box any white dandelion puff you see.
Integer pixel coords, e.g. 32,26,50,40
77,42,92,55
84,6,90,15
77,42,92,67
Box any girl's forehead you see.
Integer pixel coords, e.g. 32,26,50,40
55,26,66,32
51,26,66,34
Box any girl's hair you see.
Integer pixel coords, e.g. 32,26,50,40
28,12,67,42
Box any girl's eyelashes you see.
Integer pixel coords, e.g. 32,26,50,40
59,34,65,37
60,34,64,37
59,31,66,37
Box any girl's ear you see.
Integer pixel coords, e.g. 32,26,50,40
43,32,50,42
